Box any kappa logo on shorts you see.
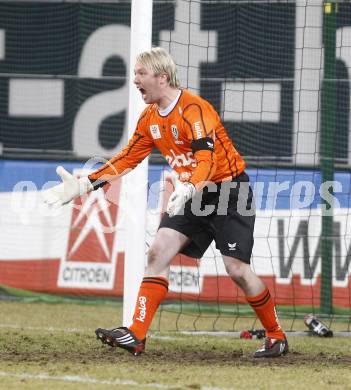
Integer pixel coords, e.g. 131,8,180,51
228,243,237,251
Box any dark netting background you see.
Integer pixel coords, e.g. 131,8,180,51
0,1,349,167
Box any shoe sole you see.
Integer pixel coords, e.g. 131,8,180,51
253,347,289,358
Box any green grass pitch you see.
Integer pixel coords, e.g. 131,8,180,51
0,300,351,390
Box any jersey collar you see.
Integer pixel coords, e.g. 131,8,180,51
157,89,182,117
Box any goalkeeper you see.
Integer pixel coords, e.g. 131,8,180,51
43,47,288,358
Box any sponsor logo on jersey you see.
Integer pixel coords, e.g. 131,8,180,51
150,124,161,139
165,149,197,168
194,121,203,139
136,296,147,322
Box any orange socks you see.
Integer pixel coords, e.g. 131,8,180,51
129,277,169,340
129,280,283,341
246,287,285,340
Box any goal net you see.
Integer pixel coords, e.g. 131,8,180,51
150,0,351,333
0,0,350,334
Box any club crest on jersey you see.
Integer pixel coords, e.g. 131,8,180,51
150,124,161,139
171,124,184,145
171,125,179,139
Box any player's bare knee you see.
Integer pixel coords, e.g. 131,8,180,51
146,246,170,277
225,261,249,283
227,268,245,284
147,244,163,264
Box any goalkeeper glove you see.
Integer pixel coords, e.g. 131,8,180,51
167,182,195,217
42,166,94,207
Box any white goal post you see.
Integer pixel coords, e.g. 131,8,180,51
122,0,153,326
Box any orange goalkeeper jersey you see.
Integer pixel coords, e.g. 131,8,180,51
89,89,246,187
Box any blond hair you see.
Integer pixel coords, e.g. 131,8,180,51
136,47,180,88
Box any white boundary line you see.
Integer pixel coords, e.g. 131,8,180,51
0,371,233,390
179,331,351,337
1,324,351,337
0,324,88,333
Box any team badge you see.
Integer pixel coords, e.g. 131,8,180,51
150,124,161,139
171,124,179,139
171,124,184,145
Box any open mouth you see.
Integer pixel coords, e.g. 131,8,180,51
138,87,146,99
